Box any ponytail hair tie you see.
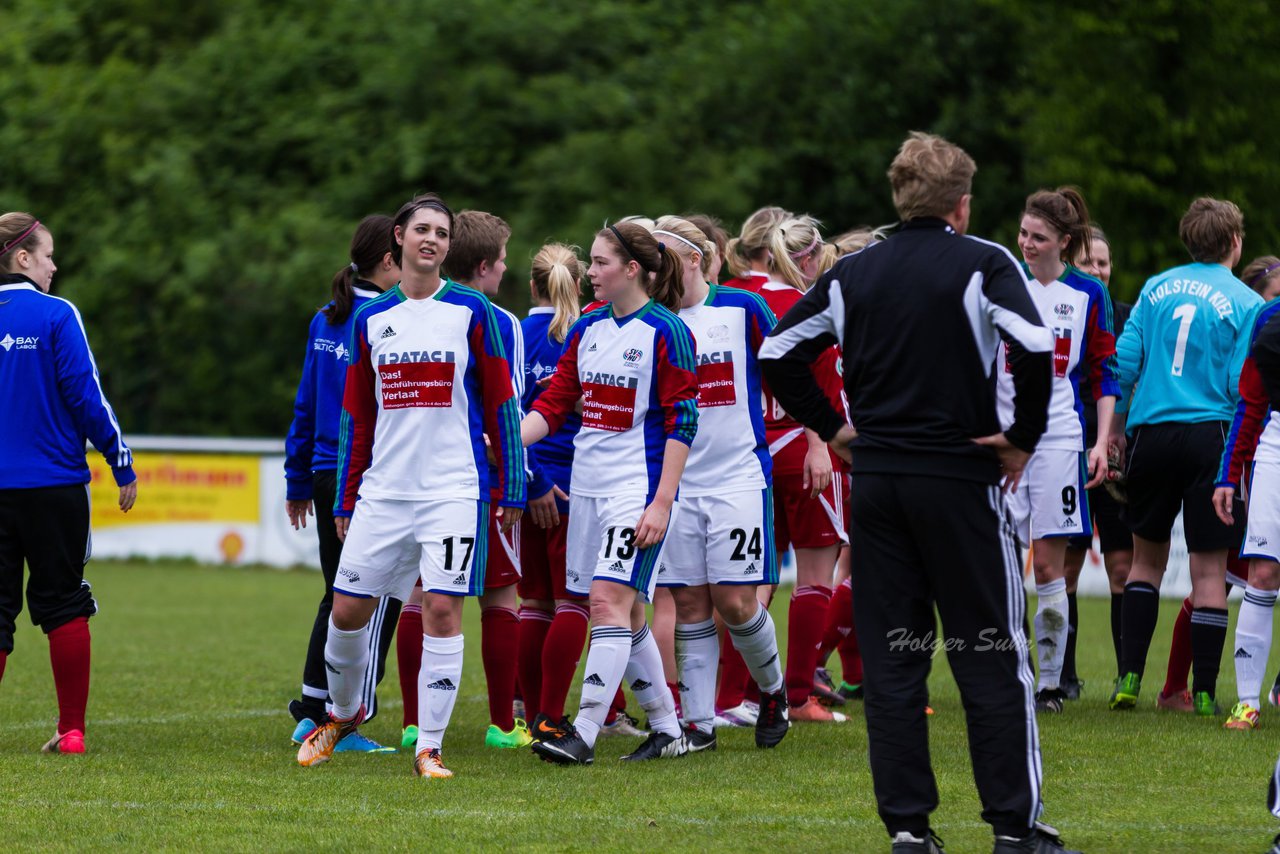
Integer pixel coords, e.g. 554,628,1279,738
349,262,359,274
657,242,666,253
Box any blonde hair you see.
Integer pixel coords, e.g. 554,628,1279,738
531,243,583,343
888,132,976,221
767,215,823,291
653,215,715,277
617,214,656,231
726,206,789,278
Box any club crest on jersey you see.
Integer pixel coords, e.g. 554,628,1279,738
707,324,730,341
1053,303,1075,319
623,348,644,364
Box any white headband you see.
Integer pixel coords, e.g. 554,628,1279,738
652,230,704,256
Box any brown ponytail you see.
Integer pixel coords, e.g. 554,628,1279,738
324,214,394,326
598,222,683,311
1024,187,1091,268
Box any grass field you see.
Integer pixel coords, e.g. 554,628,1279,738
2,560,1279,852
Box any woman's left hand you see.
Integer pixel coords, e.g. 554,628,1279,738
118,481,137,513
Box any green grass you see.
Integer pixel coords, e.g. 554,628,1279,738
2,560,1279,852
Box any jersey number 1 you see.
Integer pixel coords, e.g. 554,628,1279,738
1170,304,1196,377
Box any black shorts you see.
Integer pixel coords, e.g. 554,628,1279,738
1066,482,1131,554
1123,421,1245,552
0,484,97,653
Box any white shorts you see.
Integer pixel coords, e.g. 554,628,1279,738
1242,461,1280,563
565,493,674,600
658,488,778,587
1005,448,1090,546
334,497,489,600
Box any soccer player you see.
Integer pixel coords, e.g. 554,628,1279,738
0,212,138,754
522,222,698,765
296,193,526,778
758,215,851,724
1061,226,1133,697
759,132,1078,853
431,209,532,749
1214,296,1280,729
723,206,790,292
998,188,1119,713
284,215,402,753
516,242,589,742
650,215,790,751
1109,197,1263,716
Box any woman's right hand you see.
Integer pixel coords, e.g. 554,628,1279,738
286,499,313,530
803,444,832,497
335,516,349,542
527,485,569,529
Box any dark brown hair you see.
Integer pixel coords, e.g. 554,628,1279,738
324,214,394,326
390,192,453,266
598,222,684,310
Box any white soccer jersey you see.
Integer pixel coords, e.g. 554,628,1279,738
531,300,698,500
335,281,525,515
997,268,1120,451
677,285,775,496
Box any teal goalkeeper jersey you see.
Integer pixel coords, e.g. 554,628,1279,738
1116,262,1262,428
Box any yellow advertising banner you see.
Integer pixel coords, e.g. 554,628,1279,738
87,452,260,529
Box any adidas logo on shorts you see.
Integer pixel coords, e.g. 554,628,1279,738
630,679,652,691
426,678,457,691
381,325,397,339
584,673,606,687
608,560,625,573
744,562,757,576
452,573,466,585
1235,647,1253,660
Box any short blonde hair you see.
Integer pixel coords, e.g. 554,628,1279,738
888,132,976,221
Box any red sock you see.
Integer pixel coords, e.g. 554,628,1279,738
606,686,626,725
517,606,553,721
838,625,863,686
395,604,423,729
1162,596,1194,697
716,626,752,710
0,649,7,683
540,602,588,721
818,579,854,663
47,617,91,734
786,585,833,707
481,606,520,731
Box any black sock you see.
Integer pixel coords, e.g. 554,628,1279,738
1120,582,1160,678
1061,592,1079,684
1110,593,1124,676
1190,607,1229,698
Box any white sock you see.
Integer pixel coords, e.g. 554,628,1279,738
1034,578,1069,691
324,618,370,720
1236,585,1278,708
675,619,719,733
574,626,632,748
727,604,783,694
416,633,463,753
624,624,681,737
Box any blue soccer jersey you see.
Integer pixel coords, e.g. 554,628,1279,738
522,307,578,511
1116,262,1263,428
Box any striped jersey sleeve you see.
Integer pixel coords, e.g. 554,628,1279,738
1083,276,1121,401
471,297,526,508
1218,299,1280,487
652,307,699,446
758,276,847,441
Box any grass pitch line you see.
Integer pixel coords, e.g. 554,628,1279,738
0,707,283,732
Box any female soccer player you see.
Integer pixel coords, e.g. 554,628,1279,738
0,212,138,754
284,215,401,752
515,243,590,742
756,215,851,724
1059,226,1133,699
1000,188,1119,713
724,206,790,292
522,221,698,765
296,193,525,779
648,215,790,750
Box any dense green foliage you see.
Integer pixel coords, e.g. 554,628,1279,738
2,562,1279,850
2,0,1278,435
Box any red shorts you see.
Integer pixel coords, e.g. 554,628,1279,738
773,471,849,550
517,516,583,600
485,506,521,589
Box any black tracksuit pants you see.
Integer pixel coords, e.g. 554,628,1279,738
849,473,1041,839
